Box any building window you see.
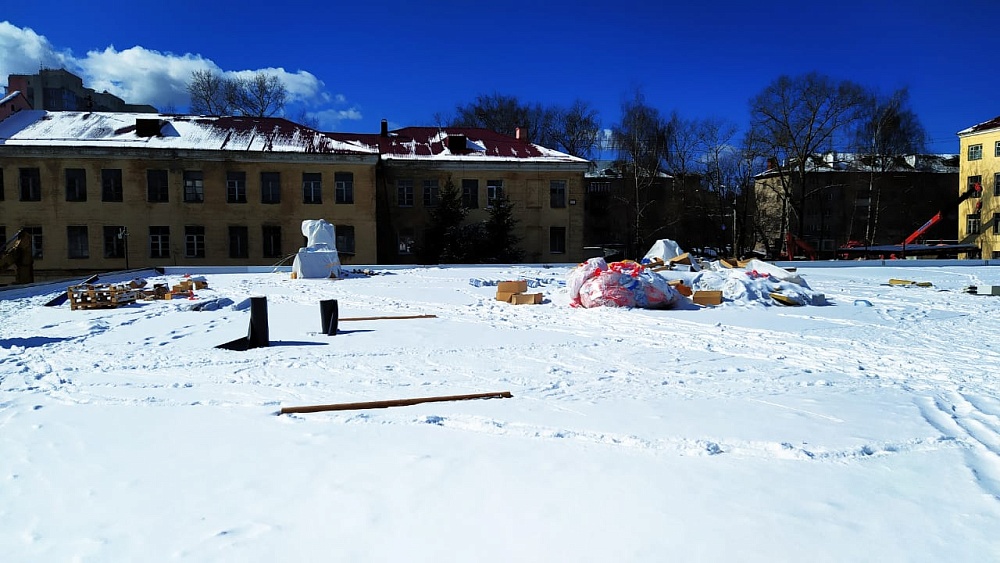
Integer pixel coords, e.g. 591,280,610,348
969,175,983,194
994,213,1000,236
185,226,206,258
67,226,89,258
226,171,247,203
994,173,1000,197
967,214,981,235
23,226,43,258
303,173,322,204
229,226,249,258
336,225,355,254
995,141,1000,158
149,226,170,258
550,226,566,254
102,169,123,202
550,180,567,208
968,144,982,161
335,172,354,204
0,168,4,201
462,179,479,208
398,229,415,255
184,171,204,203
423,179,439,207
397,179,414,207
589,181,611,193
20,168,41,201
262,225,282,258
487,180,504,208
147,170,169,202
65,168,87,202
261,172,281,204
103,226,126,258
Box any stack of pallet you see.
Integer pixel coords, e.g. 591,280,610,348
67,283,138,311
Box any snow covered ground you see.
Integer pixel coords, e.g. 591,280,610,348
2,262,1000,562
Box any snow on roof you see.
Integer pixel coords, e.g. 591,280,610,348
756,152,958,178
328,127,589,166
0,111,378,155
0,90,24,105
957,115,1000,136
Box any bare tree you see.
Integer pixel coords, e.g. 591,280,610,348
451,93,553,144
186,70,287,117
233,73,287,118
548,100,601,159
852,88,927,244
699,118,747,255
612,90,670,257
187,69,233,115
749,72,867,256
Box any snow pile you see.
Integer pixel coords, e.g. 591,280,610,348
690,259,826,307
566,257,681,308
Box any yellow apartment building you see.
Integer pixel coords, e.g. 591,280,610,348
957,115,1000,258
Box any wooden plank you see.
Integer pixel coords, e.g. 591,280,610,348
279,391,513,414
339,314,437,321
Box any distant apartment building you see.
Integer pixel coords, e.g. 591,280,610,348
329,122,590,264
0,111,379,280
753,152,959,258
957,115,1000,259
6,68,157,113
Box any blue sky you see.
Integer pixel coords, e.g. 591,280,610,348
2,0,997,153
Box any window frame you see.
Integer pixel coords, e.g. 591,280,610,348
549,226,567,254
23,226,43,258
147,169,169,202
967,213,981,235
968,143,983,161
302,172,322,204
183,170,204,203
103,226,126,258
261,172,281,204
149,226,170,258
19,168,41,201
423,179,439,207
398,229,415,255
226,171,247,203
335,224,356,255
397,179,414,207
184,225,206,258
262,225,282,258
335,172,354,204
995,140,1000,158
229,226,250,259
461,179,479,208
487,180,504,208
101,169,123,202
550,179,567,208
66,225,89,259
65,168,87,202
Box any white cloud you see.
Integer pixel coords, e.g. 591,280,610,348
307,107,364,131
1,21,355,120
0,21,73,81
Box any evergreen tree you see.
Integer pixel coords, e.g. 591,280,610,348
481,195,523,263
418,178,467,264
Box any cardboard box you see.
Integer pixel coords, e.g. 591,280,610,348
496,291,518,302
668,253,691,265
692,290,723,306
509,292,542,305
497,280,528,294
192,281,208,290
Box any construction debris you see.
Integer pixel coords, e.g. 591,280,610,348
279,391,513,415
67,283,138,310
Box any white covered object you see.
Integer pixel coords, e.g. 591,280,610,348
643,239,701,271
292,219,342,279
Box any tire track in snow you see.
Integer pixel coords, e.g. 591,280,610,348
918,391,1000,500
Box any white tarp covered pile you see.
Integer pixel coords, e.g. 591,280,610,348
292,219,342,279
642,239,826,307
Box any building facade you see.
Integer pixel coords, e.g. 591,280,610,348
753,152,959,259
331,124,590,264
0,111,379,281
6,69,158,113
957,116,1000,259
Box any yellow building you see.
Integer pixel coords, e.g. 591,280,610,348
331,123,590,264
0,111,380,280
957,116,1000,258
